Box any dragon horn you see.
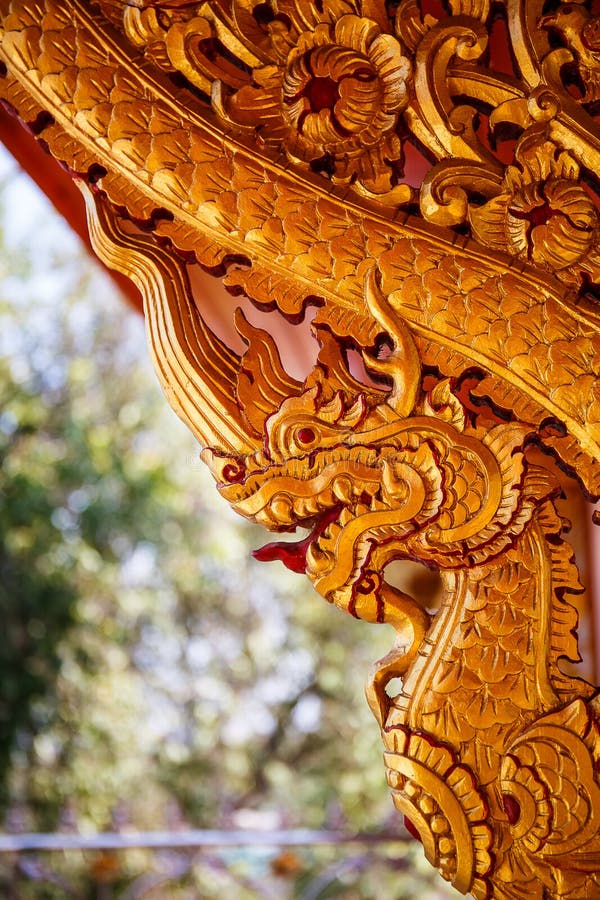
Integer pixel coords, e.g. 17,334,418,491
83,185,259,456
362,266,421,418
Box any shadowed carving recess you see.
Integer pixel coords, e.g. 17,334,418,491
3,1,600,896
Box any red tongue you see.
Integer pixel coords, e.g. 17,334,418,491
253,505,342,575
253,536,312,574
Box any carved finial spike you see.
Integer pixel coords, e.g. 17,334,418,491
362,267,421,419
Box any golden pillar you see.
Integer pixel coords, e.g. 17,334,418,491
2,1,600,894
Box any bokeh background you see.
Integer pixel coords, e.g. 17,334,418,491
0,143,459,898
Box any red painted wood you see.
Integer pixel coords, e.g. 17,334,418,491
0,106,143,315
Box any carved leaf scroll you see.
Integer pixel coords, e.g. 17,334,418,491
2,1,600,897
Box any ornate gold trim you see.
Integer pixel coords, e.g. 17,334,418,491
3,1,600,895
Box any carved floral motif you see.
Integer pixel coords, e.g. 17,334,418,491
540,2,600,102
223,10,412,197
3,0,600,897
110,0,600,293
84,192,600,896
122,0,414,201
469,135,600,283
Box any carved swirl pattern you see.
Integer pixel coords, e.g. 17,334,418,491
3,1,600,897
6,0,600,501
113,0,600,294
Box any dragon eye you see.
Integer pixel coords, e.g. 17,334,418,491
297,427,316,445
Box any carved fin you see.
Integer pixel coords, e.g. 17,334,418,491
83,186,259,455
234,307,303,437
362,267,421,418
306,324,394,417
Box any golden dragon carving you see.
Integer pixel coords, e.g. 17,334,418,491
3,0,600,895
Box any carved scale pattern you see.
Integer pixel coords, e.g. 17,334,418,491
3,1,600,491
2,1,600,896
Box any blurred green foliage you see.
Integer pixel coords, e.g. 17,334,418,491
0,151,457,897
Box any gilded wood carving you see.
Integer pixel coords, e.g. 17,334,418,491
2,1,600,896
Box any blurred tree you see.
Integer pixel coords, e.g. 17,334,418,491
0,148,455,898
0,376,77,806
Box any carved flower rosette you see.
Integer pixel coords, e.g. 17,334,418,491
4,0,600,898
469,136,600,285
218,4,413,199
118,0,413,201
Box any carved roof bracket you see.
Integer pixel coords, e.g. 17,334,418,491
2,1,600,895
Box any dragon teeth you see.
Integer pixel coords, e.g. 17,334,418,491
333,477,353,503
306,543,332,574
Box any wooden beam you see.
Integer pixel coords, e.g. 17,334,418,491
0,105,142,315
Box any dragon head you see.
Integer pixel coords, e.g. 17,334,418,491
201,270,557,701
